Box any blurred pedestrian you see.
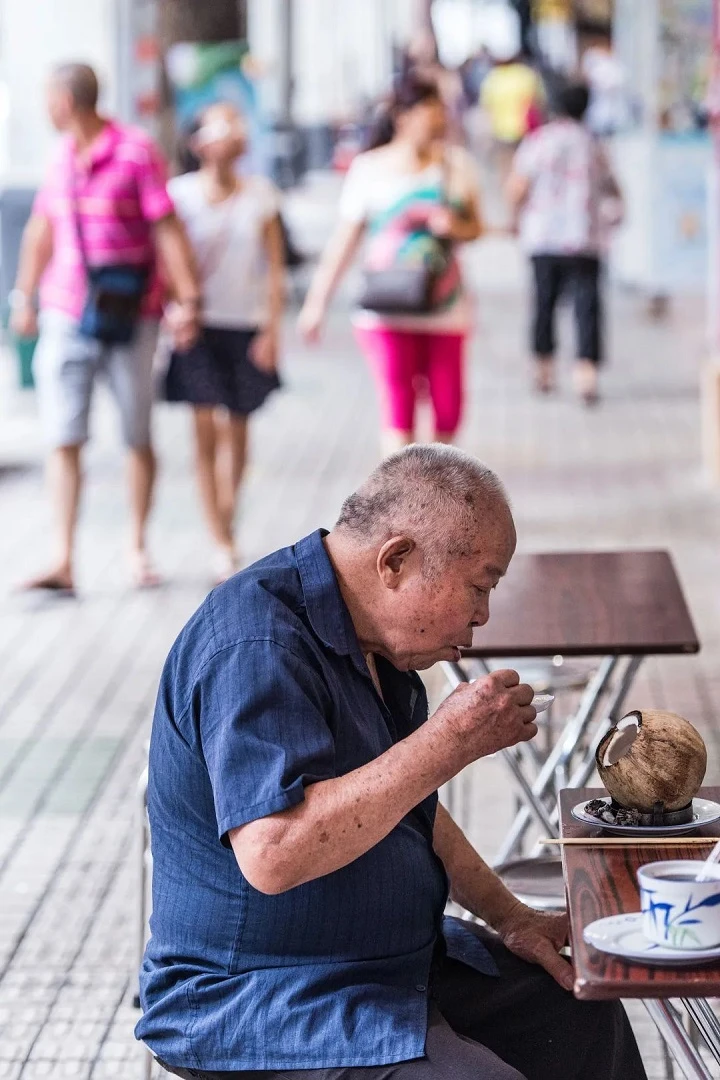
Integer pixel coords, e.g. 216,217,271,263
299,76,483,455
10,63,200,595
506,82,623,404
581,39,631,137
480,46,545,189
165,103,285,582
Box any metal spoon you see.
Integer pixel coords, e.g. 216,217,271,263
532,693,555,714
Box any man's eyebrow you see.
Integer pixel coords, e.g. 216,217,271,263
486,564,506,579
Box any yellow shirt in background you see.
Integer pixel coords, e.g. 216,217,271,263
533,0,571,17
481,63,542,144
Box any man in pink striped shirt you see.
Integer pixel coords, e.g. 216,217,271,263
11,63,201,593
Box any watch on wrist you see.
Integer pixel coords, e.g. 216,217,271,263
8,289,32,311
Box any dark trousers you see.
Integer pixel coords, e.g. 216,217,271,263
156,925,647,1080
531,254,603,365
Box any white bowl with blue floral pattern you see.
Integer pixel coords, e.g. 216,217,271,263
638,861,720,950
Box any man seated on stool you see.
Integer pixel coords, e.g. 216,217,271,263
136,445,646,1080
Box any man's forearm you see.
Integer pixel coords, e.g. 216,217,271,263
154,214,202,304
15,215,53,298
433,803,521,931
231,715,468,894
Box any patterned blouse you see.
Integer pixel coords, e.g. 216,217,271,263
514,118,618,257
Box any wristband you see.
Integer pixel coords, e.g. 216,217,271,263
8,289,32,311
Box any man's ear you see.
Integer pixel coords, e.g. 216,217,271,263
377,536,415,589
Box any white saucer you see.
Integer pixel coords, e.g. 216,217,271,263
571,797,720,836
584,913,720,965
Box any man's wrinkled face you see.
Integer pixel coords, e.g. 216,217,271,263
378,510,516,671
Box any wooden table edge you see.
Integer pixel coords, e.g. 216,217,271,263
460,642,701,659
572,977,670,1002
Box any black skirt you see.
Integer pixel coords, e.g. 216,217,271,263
164,326,280,416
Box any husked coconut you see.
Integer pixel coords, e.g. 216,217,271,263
596,709,707,813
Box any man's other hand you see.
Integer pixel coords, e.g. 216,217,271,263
495,904,573,991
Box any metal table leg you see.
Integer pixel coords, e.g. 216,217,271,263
563,656,644,794
441,660,558,837
510,654,644,859
499,745,559,837
644,1000,714,1080
441,657,617,859
495,656,619,862
681,1000,720,1069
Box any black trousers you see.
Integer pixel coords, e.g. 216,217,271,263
531,254,603,365
156,925,647,1080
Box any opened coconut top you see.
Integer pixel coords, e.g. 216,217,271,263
601,711,641,767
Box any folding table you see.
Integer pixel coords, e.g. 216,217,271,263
441,550,700,863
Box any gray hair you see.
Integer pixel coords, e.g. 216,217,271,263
51,63,100,111
335,444,510,566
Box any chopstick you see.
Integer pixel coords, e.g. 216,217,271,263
542,837,720,846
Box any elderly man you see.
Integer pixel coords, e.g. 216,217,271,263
137,445,646,1080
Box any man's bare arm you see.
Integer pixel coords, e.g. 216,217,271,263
229,671,536,895
153,212,203,350
153,212,202,306
433,803,574,990
433,802,521,931
15,213,53,296
10,214,53,338
230,716,468,895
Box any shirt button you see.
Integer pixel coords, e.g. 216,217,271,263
415,983,427,992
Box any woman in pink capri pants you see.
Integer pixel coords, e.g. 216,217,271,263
300,76,484,454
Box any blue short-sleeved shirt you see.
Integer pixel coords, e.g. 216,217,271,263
135,530,496,1071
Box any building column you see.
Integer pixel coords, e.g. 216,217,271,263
704,0,720,482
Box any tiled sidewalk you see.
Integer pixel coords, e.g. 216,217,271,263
1,234,719,1077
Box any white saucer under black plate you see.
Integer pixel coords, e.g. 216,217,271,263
584,913,720,966
571,797,720,836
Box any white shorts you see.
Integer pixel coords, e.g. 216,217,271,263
33,310,159,449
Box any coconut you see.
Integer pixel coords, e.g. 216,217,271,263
596,709,707,814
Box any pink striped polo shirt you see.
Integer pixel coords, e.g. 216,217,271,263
33,119,175,320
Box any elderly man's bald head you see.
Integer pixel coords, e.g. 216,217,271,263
335,445,513,571
327,446,515,670
50,63,99,112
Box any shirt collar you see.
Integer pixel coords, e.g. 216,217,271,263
295,530,366,668
68,118,121,171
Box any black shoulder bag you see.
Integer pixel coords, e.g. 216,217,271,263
357,155,453,316
72,167,150,345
